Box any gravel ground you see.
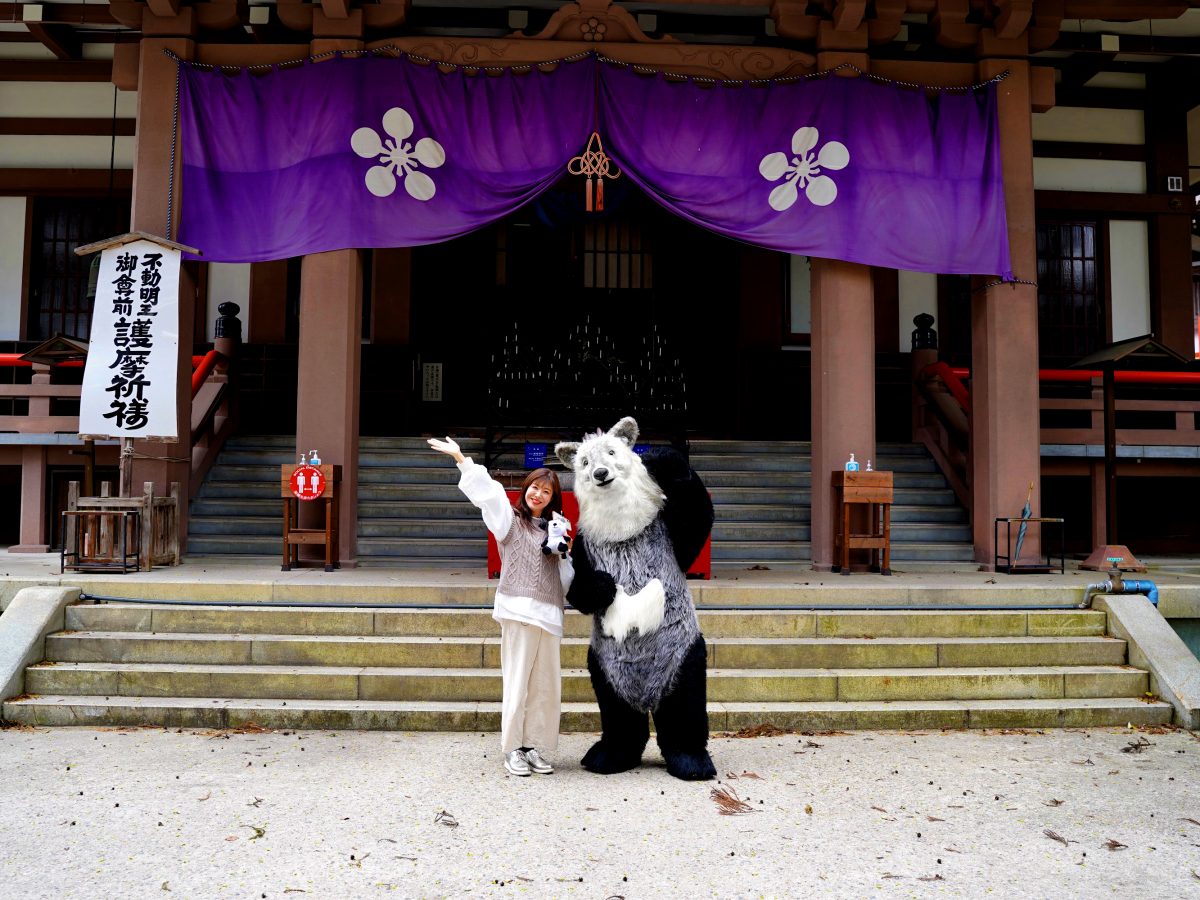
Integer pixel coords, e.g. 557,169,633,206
1,725,1198,899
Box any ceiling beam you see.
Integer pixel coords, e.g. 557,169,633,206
0,3,116,26
0,60,112,81
25,23,82,61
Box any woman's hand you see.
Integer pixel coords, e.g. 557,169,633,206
427,436,465,464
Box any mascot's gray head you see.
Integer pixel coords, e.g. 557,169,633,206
554,416,664,544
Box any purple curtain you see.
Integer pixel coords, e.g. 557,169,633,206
178,55,1011,279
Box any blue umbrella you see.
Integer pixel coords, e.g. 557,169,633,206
1013,482,1034,564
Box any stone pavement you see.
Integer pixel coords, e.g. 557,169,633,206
0,724,1197,898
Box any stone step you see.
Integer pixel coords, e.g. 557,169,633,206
1,695,1171,731
24,660,1143,703
358,518,496,539
66,605,1108,639
692,455,937,474
47,632,1121,671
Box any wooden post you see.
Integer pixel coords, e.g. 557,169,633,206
1102,367,1118,545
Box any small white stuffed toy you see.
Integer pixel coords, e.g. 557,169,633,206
542,511,571,559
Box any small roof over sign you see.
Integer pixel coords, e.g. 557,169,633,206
18,333,89,366
1069,334,1195,372
73,231,201,258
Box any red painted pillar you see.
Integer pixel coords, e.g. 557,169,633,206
810,258,875,571
128,33,197,542
295,250,362,565
970,60,1041,568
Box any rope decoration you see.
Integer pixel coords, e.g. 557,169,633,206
161,47,1010,92
567,131,621,211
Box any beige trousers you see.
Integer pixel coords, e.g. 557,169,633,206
499,619,562,753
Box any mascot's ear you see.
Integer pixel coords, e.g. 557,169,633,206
554,442,580,469
608,416,639,447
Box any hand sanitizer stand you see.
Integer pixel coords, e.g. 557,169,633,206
832,470,893,575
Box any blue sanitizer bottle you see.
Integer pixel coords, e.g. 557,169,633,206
845,453,859,472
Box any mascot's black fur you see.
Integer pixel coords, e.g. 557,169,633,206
555,417,716,781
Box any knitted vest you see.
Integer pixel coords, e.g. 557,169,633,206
497,512,565,607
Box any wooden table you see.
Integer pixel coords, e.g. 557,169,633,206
281,464,340,572
832,470,893,576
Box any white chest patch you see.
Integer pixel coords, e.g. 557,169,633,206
600,578,666,644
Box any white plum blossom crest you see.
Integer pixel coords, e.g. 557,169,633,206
759,127,849,211
351,107,446,201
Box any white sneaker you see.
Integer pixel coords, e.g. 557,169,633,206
523,749,553,775
504,749,531,777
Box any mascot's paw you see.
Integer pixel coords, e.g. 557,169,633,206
600,579,666,643
662,748,717,781
581,740,643,775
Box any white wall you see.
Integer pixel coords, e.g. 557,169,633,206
0,82,137,119
897,270,938,352
0,135,135,169
1032,107,1144,144
1107,220,1151,342
205,264,252,342
1033,158,1146,193
0,197,27,341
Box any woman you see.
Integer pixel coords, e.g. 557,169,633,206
428,436,573,777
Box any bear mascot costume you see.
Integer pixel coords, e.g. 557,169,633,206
555,416,716,781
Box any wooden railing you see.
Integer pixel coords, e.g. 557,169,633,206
914,364,1200,516
0,351,236,493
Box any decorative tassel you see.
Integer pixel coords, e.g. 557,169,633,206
568,131,620,213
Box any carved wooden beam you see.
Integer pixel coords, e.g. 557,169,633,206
1028,0,1064,53
932,0,979,49
832,1,866,32
26,23,82,61
770,0,819,41
195,1,244,31
146,0,181,17
321,0,350,20
868,0,906,44
363,0,409,30
275,0,314,32
1061,2,1189,18
521,0,674,44
993,0,1032,40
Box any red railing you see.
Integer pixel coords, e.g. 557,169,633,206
937,366,1200,386
1,353,207,372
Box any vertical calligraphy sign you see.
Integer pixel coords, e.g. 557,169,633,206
79,239,181,440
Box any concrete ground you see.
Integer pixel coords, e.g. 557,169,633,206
1,724,1197,899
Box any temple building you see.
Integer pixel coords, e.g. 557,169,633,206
0,0,1198,569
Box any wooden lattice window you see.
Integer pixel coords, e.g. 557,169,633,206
27,197,129,341
582,221,652,289
1036,220,1103,361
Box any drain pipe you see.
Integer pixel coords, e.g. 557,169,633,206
1080,566,1158,610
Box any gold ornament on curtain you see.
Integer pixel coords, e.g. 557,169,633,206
568,131,621,211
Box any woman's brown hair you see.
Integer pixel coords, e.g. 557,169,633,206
514,467,563,521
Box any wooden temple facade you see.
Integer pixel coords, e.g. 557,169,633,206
1,1,1198,567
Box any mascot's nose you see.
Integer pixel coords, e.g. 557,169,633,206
593,467,610,483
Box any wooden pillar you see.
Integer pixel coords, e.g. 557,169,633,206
970,59,1041,568
809,31,874,571
128,31,197,546
810,258,875,570
1144,69,1194,360
10,446,49,552
296,249,362,564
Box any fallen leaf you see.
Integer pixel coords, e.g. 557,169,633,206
926,816,945,822
161,882,169,892
242,824,265,841
1180,818,1200,827
805,804,813,815
1121,737,1153,754
197,791,211,802
881,873,904,879
1103,839,1128,851
871,806,888,814
1043,799,1064,807
710,785,754,816
1071,758,1095,766
1044,829,1076,847
224,836,238,842
740,771,764,780
918,875,946,882
247,798,263,807
434,810,459,827
283,890,307,894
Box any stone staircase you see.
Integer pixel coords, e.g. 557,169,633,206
3,602,1173,731
188,435,972,568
